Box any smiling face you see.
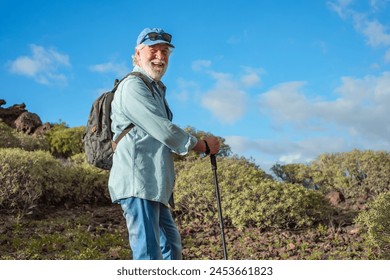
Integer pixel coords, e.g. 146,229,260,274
136,44,171,81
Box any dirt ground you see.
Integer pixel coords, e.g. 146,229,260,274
0,204,380,260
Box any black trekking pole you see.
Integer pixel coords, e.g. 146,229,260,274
210,154,228,260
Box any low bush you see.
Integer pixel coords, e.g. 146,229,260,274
355,191,390,258
67,153,110,204
225,180,332,230
174,156,332,230
0,121,19,148
16,131,50,152
45,123,84,158
0,149,110,215
0,121,49,151
0,148,66,213
272,150,390,206
310,150,390,200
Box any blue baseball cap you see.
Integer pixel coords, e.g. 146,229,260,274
136,28,175,48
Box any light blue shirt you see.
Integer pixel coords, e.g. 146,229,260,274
108,66,198,206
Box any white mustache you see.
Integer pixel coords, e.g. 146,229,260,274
151,59,166,66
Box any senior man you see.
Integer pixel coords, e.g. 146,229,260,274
108,27,220,260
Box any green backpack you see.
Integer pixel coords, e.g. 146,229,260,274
83,72,153,170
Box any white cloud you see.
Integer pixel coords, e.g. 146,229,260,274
326,0,353,18
189,63,263,124
9,56,39,77
192,60,211,71
201,72,247,124
226,135,350,162
279,153,303,164
8,44,70,85
331,73,390,140
353,17,390,47
174,78,200,102
240,67,263,87
258,81,310,123
225,136,292,156
258,72,390,143
370,0,389,11
328,0,390,62
225,135,351,172
244,71,390,169
89,62,128,76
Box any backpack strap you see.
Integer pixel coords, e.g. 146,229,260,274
112,71,155,150
130,71,154,96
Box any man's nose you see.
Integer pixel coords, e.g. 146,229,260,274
155,50,165,60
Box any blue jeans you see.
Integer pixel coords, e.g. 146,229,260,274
119,197,182,260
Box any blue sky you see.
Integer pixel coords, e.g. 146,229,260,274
1,0,390,172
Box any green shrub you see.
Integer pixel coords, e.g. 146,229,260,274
0,121,19,148
0,149,110,215
174,156,331,230
66,153,110,204
355,191,390,258
15,131,50,152
274,150,390,203
271,163,315,189
314,150,389,197
174,156,267,226
0,121,49,151
0,148,67,213
45,123,85,158
226,180,332,230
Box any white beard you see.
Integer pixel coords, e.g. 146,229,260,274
141,59,167,81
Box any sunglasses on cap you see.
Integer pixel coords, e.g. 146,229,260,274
140,32,172,44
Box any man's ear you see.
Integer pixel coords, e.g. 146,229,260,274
135,49,141,64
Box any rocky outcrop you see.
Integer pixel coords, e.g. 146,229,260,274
0,99,51,135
